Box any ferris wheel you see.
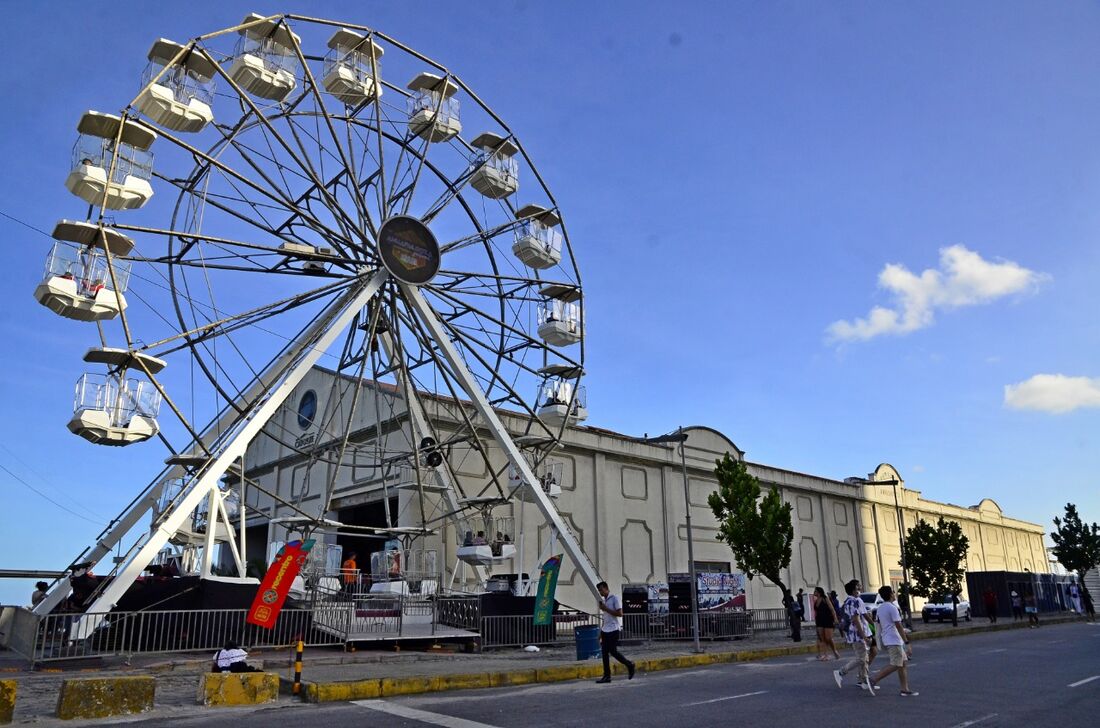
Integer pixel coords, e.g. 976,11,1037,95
32,13,600,622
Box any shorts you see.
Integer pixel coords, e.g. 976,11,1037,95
886,644,908,667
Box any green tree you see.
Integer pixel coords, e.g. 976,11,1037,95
1051,503,1100,607
708,453,795,607
902,516,970,626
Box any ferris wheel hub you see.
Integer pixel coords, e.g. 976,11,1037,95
377,215,441,285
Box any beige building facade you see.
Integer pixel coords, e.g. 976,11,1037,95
241,367,1048,611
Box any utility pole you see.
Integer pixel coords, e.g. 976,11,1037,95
639,428,701,653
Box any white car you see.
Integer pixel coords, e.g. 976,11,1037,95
921,594,971,623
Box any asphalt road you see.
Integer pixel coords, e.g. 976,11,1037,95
103,621,1100,728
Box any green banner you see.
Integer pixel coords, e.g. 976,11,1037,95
533,554,563,625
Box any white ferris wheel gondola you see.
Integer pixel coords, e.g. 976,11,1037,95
65,111,156,211
34,221,133,322
227,13,301,102
134,39,217,133
322,29,384,106
407,72,461,142
537,366,587,427
456,502,517,566
512,204,563,270
468,132,519,199
508,459,563,503
68,348,165,446
537,298,582,347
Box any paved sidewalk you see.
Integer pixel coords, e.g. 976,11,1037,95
0,613,1084,722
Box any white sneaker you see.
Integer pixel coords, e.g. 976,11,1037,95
833,670,843,688
858,682,880,691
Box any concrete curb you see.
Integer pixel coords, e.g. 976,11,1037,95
55,676,155,721
300,615,1087,703
0,679,14,725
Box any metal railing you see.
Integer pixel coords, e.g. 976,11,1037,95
5,596,770,662
17,607,342,663
480,610,598,649
625,611,754,641
750,607,790,632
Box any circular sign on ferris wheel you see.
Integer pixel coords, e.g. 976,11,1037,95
377,215,441,285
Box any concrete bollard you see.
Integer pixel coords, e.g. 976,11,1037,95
198,672,280,707
0,679,15,724
56,676,155,721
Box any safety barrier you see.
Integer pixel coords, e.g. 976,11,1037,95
28,607,342,663
480,611,598,648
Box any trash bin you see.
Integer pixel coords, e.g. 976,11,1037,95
575,624,601,660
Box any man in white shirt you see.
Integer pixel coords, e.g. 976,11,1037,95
595,581,636,683
869,585,918,696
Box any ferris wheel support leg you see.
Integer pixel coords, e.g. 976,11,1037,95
73,272,390,633
375,330,489,587
401,285,604,601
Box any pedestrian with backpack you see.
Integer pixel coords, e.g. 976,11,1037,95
833,579,878,694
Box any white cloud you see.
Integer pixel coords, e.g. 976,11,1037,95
1004,374,1100,414
827,245,1045,343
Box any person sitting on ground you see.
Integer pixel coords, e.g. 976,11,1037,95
211,640,260,673
472,531,487,545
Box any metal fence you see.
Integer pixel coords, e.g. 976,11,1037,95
28,607,343,662
2,598,771,662
480,610,598,648
624,611,753,641
480,610,754,649
749,607,790,632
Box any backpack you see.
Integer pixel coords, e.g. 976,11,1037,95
837,600,853,634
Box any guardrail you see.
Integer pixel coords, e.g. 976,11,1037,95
750,607,789,632
480,610,598,648
14,607,343,663
4,597,769,662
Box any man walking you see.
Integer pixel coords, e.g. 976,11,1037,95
833,579,877,694
868,585,918,696
595,581,635,683
982,588,998,624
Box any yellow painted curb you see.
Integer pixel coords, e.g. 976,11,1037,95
381,675,442,696
535,665,580,683
0,679,15,725
489,669,538,687
197,672,279,707
55,676,155,721
436,673,491,692
305,678,382,703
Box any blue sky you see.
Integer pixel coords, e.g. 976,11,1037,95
2,1,1099,605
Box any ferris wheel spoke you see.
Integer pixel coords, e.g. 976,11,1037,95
140,277,354,356
386,301,501,500
437,217,530,255
279,115,366,244
114,224,361,274
144,125,357,255
196,45,368,248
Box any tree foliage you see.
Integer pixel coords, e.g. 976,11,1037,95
903,516,969,624
1051,503,1100,602
708,453,794,601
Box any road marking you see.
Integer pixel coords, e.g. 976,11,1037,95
683,690,767,706
353,700,502,728
949,714,998,727
1069,675,1100,688
982,648,1007,653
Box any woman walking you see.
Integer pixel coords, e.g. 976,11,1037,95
814,586,842,660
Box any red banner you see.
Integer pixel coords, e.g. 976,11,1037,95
246,539,313,629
